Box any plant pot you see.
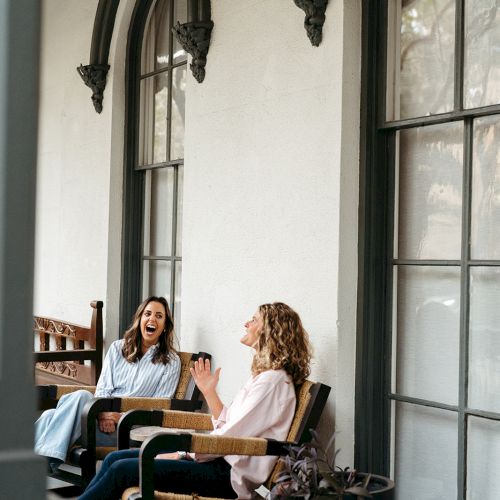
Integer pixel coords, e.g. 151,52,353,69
335,471,395,499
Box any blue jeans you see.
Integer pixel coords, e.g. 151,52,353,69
79,449,236,500
35,389,116,462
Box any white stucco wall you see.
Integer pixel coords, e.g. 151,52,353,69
34,0,129,344
35,0,361,467
179,0,361,465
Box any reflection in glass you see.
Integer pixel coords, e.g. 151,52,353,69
173,0,188,63
142,260,171,303
148,168,174,256
390,0,455,120
141,0,171,74
397,123,463,260
471,116,500,259
469,267,500,413
176,166,183,255
464,0,500,109
395,266,460,404
171,66,186,160
467,416,500,499
139,75,169,165
394,402,457,499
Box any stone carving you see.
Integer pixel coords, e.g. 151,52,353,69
172,20,214,83
76,64,110,114
294,0,329,47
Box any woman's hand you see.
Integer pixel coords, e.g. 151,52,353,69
190,357,224,419
156,452,182,460
98,412,121,433
190,357,220,396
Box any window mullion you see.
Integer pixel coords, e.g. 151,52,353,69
454,0,465,111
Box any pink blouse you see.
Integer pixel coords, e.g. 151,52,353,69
195,369,296,499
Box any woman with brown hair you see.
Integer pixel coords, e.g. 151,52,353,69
79,302,312,499
35,296,181,472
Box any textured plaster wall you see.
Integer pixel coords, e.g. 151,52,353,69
180,0,361,465
34,0,126,345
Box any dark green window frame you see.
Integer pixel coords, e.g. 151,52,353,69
356,1,500,498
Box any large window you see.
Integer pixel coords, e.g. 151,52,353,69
358,1,500,499
122,0,186,331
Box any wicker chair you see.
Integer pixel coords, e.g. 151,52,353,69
117,380,331,500
41,351,211,489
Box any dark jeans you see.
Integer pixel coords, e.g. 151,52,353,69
78,449,236,500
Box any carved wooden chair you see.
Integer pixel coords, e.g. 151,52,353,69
117,380,331,500
34,300,103,397
43,351,211,490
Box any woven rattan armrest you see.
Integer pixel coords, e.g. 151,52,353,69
37,384,96,401
117,409,213,450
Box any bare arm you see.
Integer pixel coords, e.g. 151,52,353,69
190,358,224,419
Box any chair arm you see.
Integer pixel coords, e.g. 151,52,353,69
119,397,202,412
37,384,96,410
117,409,213,450
136,432,290,499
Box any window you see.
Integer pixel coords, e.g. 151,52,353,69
358,1,500,499
121,0,186,331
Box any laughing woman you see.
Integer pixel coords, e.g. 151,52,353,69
35,296,181,473
79,302,312,500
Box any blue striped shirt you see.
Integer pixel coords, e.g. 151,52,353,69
94,339,181,398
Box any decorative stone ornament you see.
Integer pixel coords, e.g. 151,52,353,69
77,0,119,113
172,0,213,83
77,64,110,114
294,0,329,47
172,21,214,83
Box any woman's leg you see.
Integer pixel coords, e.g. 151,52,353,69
35,390,94,462
79,456,236,500
83,449,139,493
154,457,236,498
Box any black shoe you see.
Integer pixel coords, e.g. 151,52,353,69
46,457,63,474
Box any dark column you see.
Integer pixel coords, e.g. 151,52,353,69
0,1,45,498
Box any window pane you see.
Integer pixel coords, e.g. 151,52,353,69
467,416,500,499
146,167,174,256
471,116,500,259
139,74,169,166
170,65,186,161
176,166,183,255
173,0,188,64
464,0,500,109
394,402,457,499
397,123,463,260
174,260,182,330
142,260,172,303
469,267,500,413
395,266,460,404
141,0,171,74
388,0,455,120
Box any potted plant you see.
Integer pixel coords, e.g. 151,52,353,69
269,430,394,499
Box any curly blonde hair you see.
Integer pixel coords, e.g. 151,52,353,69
251,302,312,385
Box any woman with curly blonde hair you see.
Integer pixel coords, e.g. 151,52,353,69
79,302,312,500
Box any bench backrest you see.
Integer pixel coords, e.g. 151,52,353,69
34,300,103,386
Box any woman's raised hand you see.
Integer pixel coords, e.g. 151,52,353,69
190,357,221,397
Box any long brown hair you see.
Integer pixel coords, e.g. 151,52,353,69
121,296,176,364
251,302,312,385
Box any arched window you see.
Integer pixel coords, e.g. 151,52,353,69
121,0,186,332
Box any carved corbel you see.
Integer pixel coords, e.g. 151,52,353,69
172,20,214,83
77,0,120,113
77,64,110,113
294,0,329,47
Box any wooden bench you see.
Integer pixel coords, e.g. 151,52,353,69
34,300,103,387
